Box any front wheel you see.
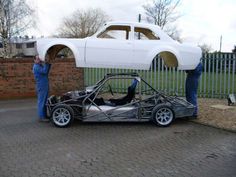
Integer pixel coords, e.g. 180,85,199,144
152,104,174,127
51,105,74,127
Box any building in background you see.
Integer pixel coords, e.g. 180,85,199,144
0,36,37,58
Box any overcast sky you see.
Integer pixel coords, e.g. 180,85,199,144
27,0,236,52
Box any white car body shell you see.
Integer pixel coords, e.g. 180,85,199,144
36,21,202,70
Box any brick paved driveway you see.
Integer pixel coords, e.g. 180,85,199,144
0,99,235,177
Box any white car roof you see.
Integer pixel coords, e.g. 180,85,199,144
101,21,173,42
105,21,160,28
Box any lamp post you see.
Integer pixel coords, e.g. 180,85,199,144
219,35,222,52
138,14,141,39
138,14,141,22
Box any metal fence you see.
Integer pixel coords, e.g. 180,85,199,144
84,53,236,98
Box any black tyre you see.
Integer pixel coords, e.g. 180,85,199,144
152,104,174,127
51,104,74,127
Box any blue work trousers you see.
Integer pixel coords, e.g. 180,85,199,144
185,63,203,116
36,87,49,119
33,63,51,119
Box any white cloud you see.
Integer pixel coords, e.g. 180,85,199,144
28,0,144,36
178,0,236,51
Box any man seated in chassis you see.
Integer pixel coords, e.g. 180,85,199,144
94,78,139,106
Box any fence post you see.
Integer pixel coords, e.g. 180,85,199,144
83,52,235,98
232,54,236,94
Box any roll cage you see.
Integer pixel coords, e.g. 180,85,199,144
47,73,194,123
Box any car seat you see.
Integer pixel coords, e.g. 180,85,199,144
108,79,138,106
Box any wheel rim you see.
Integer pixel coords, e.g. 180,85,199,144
52,107,71,126
155,107,173,126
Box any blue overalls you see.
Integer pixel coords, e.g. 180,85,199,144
130,78,139,90
185,62,203,116
33,63,51,119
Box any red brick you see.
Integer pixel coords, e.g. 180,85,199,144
0,58,84,99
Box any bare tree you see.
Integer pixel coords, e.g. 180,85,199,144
0,0,35,58
57,8,110,38
232,45,236,53
164,25,182,42
143,0,181,41
198,43,212,53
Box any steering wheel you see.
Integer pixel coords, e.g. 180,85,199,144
108,84,114,96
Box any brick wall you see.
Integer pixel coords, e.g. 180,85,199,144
0,58,84,99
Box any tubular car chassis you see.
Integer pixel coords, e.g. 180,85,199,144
47,73,195,127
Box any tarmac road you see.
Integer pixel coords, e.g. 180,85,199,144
0,99,235,177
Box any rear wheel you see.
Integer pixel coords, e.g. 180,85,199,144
152,104,174,127
51,105,74,127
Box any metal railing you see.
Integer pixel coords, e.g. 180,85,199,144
84,53,236,98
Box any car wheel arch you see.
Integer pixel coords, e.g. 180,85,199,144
148,47,182,69
41,42,80,64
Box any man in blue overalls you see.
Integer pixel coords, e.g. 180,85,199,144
33,56,51,122
185,62,203,118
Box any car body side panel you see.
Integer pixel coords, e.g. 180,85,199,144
36,38,86,67
145,43,201,70
133,40,181,69
146,44,182,67
177,44,202,70
85,38,134,69
36,22,202,70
